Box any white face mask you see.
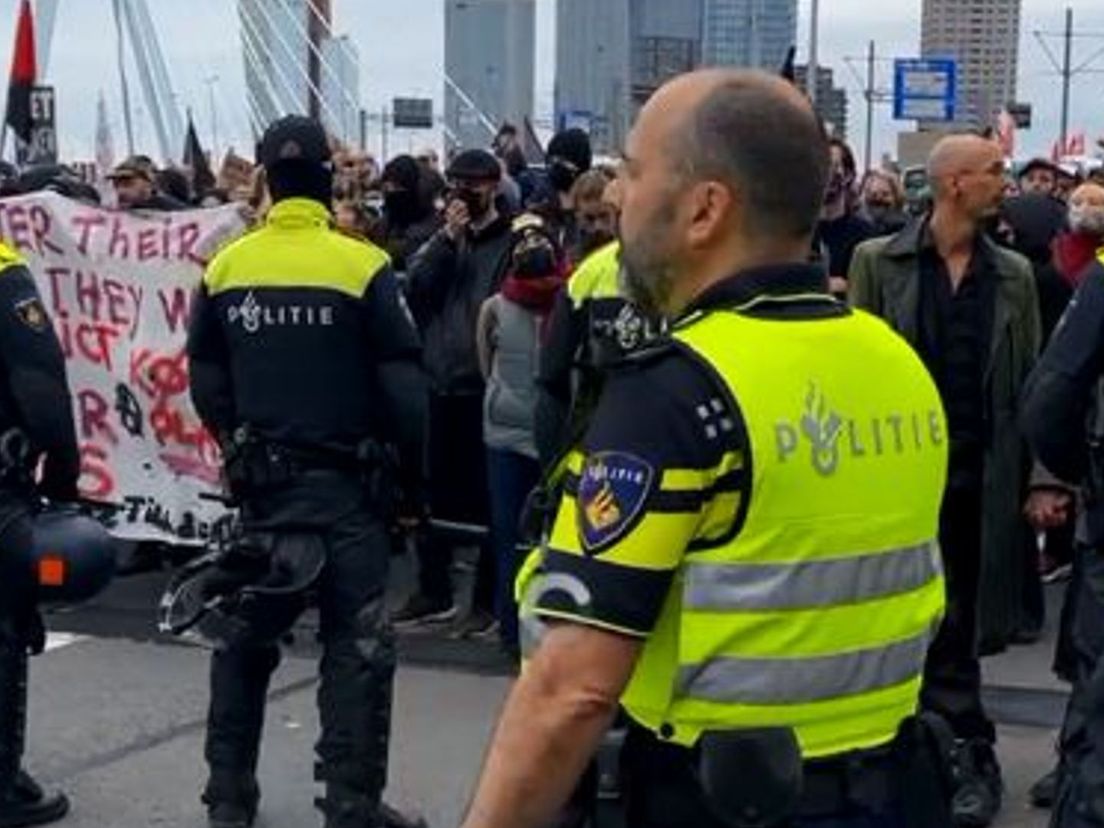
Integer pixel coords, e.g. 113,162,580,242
1069,205,1104,236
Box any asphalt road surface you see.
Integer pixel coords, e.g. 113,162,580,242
24,564,1058,828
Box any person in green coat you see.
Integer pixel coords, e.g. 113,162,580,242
849,134,1046,828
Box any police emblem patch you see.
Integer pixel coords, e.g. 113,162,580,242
14,298,47,332
577,452,655,553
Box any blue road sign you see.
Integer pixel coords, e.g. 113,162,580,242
893,59,957,122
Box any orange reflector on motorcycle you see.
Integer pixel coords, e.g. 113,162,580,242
38,556,66,587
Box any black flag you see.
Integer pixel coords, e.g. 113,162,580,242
780,46,797,84
183,113,216,197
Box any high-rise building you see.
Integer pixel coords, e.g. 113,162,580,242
921,0,1021,128
444,0,536,151
240,0,359,137
703,0,797,71
556,0,797,153
555,0,631,151
795,65,849,139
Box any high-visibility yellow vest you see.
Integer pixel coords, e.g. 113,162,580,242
618,302,948,759
567,241,621,307
520,297,949,760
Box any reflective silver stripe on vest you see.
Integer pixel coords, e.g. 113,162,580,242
678,629,931,705
684,542,940,612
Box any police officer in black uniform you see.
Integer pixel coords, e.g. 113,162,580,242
1023,252,1104,828
187,116,428,828
0,242,80,827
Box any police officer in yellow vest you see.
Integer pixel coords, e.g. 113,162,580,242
0,243,80,828
459,70,952,828
535,241,663,466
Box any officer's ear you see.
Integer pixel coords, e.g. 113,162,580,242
686,179,737,251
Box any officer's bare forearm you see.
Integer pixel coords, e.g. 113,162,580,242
461,625,640,828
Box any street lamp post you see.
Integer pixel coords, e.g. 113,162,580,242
808,0,820,110
204,75,219,159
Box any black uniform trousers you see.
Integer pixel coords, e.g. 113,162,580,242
1052,543,1104,827
921,485,996,743
0,499,39,796
620,723,949,828
205,472,395,810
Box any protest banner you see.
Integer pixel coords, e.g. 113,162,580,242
0,192,247,543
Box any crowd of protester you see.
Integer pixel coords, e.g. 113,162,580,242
7,112,1104,825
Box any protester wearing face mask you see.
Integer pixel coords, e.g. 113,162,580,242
859,169,908,236
378,155,443,274
528,128,593,253
475,214,567,660
398,149,514,634
815,138,875,295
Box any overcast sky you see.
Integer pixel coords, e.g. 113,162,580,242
4,0,1103,164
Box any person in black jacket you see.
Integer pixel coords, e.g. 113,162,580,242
0,243,80,828
1022,251,1104,828
377,155,443,274
397,149,513,633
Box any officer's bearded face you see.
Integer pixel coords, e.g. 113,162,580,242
619,200,679,318
618,121,683,318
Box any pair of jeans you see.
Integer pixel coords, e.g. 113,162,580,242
485,447,541,652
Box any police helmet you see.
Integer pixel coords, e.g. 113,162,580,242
160,532,325,649
32,506,117,606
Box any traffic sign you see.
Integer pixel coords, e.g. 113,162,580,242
392,98,434,130
1006,102,1033,129
893,59,957,123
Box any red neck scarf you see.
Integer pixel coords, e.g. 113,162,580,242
500,272,565,316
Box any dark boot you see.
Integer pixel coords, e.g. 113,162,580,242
1031,764,1059,809
952,739,1003,827
0,636,67,828
379,801,428,828
316,606,397,828
314,783,427,828
202,645,278,828
201,771,259,828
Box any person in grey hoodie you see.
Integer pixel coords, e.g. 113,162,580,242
476,214,566,658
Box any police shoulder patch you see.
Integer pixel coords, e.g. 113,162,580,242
14,297,48,332
576,451,655,554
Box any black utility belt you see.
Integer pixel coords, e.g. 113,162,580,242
227,441,382,491
799,743,898,818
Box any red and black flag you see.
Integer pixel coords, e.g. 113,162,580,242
5,0,37,145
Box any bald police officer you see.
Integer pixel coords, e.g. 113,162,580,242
460,70,952,828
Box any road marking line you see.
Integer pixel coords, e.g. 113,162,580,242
44,632,85,653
